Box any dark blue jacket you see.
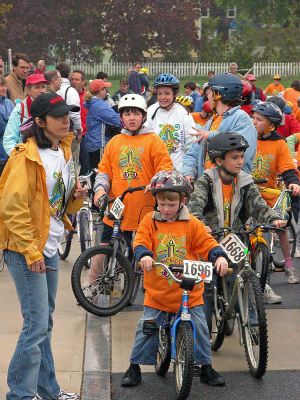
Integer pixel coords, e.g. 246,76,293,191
0,96,14,162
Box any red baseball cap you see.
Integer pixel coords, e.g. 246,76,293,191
89,79,112,92
26,74,48,86
245,73,256,81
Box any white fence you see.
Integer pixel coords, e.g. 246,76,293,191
3,61,300,78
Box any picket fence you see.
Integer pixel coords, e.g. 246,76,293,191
3,61,300,78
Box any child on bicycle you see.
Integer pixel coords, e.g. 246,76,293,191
84,95,173,295
189,133,286,315
121,170,228,388
252,102,300,284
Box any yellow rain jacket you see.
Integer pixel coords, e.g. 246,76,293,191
0,133,83,265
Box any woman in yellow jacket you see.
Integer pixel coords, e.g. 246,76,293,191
0,92,86,400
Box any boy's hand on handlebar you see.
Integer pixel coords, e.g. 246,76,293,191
288,183,300,196
140,256,154,272
214,256,228,276
74,181,88,198
273,219,287,228
94,189,106,207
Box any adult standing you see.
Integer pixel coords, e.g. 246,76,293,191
228,62,244,79
44,69,62,93
0,92,85,400
128,62,142,94
0,76,14,175
5,53,30,103
264,74,285,96
34,59,46,75
56,62,82,165
245,73,266,101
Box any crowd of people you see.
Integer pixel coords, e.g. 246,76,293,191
1,53,300,399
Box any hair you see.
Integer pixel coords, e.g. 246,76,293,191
208,70,215,75
133,62,141,67
156,190,185,202
44,69,59,82
0,75,6,85
12,53,30,67
119,106,145,117
22,118,52,149
120,78,129,85
229,62,238,68
213,90,241,107
96,71,108,79
72,69,86,80
184,81,196,91
291,80,300,92
56,62,70,78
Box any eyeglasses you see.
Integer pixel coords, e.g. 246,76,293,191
18,66,30,70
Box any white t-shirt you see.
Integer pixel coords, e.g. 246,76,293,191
38,147,71,257
145,102,196,172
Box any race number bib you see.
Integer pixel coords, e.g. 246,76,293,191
219,233,248,263
183,260,213,282
110,197,125,219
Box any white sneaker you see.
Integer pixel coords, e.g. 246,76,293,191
37,391,79,399
83,284,98,301
264,284,282,304
286,268,300,284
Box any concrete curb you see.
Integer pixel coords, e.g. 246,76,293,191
81,314,111,400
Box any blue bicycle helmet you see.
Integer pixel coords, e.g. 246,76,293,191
209,73,243,101
252,101,283,126
153,73,180,90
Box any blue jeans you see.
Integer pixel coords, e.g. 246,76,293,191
130,305,212,366
4,250,61,400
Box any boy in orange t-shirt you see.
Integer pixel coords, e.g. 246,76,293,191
121,170,228,388
252,102,300,284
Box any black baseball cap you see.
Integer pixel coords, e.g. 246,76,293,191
31,92,80,119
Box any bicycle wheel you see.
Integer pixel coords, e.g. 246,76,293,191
155,326,171,376
173,322,194,400
79,209,93,253
127,260,143,305
211,296,226,351
271,223,296,268
71,246,135,317
252,242,270,291
58,229,73,260
225,318,235,336
240,270,268,378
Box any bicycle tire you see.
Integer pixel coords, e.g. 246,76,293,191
240,270,268,379
174,322,194,400
211,296,226,351
79,209,93,253
225,318,235,336
71,246,135,317
155,326,171,376
271,223,296,268
252,242,270,291
58,229,73,260
127,260,142,306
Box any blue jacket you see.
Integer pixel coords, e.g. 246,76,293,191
0,96,14,162
182,106,257,179
84,97,121,152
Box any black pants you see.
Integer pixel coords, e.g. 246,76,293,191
0,162,7,177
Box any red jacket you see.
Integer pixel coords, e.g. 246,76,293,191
79,89,87,136
277,114,300,138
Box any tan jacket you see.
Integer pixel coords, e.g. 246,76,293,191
0,134,83,265
5,71,27,103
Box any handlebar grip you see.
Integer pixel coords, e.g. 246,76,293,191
253,178,268,184
128,186,146,193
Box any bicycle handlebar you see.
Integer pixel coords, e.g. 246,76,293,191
154,262,201,283
120,186,146,202
212,224,286,238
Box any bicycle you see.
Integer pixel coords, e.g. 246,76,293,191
149,261,213,400
210,226,269,378
71,185,145,317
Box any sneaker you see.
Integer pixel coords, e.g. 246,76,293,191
121,363,142,387
83,284,97,301
36,392,79,400
264,284,282,304
286,268,300,284
200,364,225,386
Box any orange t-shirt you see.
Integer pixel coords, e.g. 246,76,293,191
222,182,234,227
98,133,173,231
204,114,223,169
295,109,300,123
283,88,300,114
264,83,285,96
133,211,220,312
191,112,210,127
252,137,295,206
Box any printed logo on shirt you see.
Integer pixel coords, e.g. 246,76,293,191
119,145,143,183
252,153,275,180
158,123,182,154
156,233,186,285
49,171,65,220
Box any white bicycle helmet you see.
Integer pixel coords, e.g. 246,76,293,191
118,94,147,113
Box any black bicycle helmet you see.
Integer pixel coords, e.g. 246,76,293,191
208,132,249,163
252,101,283,126
267,96,286,112
209,73,243,101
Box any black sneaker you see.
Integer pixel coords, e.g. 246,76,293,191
121,364,142,387
200,364,225,386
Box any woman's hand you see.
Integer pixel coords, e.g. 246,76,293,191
140,256,154,272
29,259,46,273
214,256,228,276
74,181,88,199
288,183,300,196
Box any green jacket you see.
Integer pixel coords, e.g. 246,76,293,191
189,168,280,230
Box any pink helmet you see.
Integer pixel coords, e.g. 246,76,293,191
202,101,213,113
